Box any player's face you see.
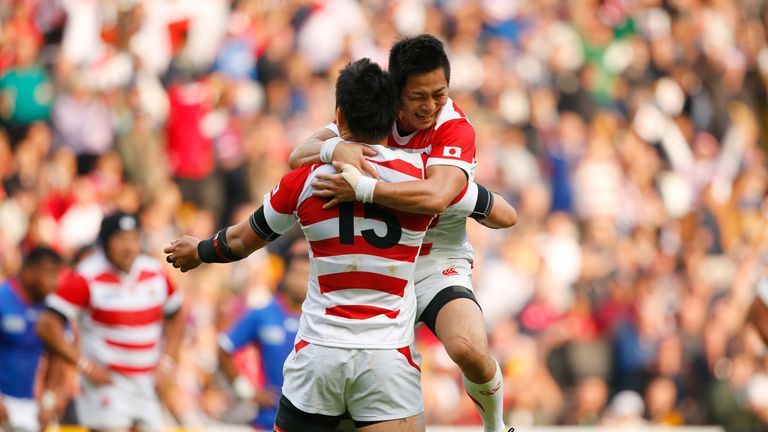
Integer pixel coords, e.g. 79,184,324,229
105,230,141,273
283,257,310,304
398,68,449,133
24,260,62,301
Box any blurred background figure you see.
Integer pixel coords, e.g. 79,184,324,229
0,247,66,432
216,236,308,431
0,0,765,430
36,211,184,431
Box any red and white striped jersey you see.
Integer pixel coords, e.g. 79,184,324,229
46,252,181,375
260,146,478,349
328,97,478,262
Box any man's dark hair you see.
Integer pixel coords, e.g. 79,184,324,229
336,58,397,142
22,246,63,269
388,34,451,93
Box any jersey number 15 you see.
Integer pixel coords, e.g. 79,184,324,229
338,203,402,249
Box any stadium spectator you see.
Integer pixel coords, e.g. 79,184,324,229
36,211,184,432
0,247,66,432
0,34,52,146
51,76,114,175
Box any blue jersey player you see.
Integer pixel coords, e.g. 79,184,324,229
0,247,65,432
217,240,309,431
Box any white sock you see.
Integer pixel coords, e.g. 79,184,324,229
463,359,506,432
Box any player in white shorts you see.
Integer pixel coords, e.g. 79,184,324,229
37,212,184,432
291,35,516,432
165,59,515,432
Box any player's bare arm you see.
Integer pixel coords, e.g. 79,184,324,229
165,211,273,272
479,193,517,229
38,355,68,429
319,162,517,229
289,127,379,178
156,307,184,392
749,296,768,345
314,163,467,214
36,312,112,385
161,310,184,364
217,347,278,407
0,400,6,426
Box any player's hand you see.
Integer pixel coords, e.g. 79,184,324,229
253,388,278,408
79,358,113,386
155,354,175,391
164,236,202,272
38,389,60,430
333,142,379,179
38,405,54,431
311,166,357,209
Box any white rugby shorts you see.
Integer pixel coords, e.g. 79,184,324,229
281,341,424,422
1,395,39,432
76,372,162,431
414,255,474,321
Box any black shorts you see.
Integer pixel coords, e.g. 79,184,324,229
418,285,481,336
273,396,381,432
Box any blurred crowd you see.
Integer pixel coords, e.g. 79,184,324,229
1,0,768,430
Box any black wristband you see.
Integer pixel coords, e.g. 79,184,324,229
470,184,494,221
249,207,280,241
197,228,244,263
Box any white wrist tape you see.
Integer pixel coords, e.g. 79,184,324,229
41,390,57,411
355,176,377,204
320,137,343,163
233,375,256,400
339,163,376,203
76,357,93,374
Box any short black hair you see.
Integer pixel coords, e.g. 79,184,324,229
99,211,140,245
336,58,397,142
388,34,451,93
22,247,63,269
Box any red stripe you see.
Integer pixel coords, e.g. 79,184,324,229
91,306,163,326
365,158,424,180
388,208,433,232
310,237,419,262
93,272,120,284
274,426,285,432
325,305,400,320
296,195,338,226
419,243,432,256
466,392,486,412
56,272,90,308
108,364,155,374
397,347,421,372
213,236,228,261
294,339,309,353
449,182,469,205
271,165,315,215
319,272,407,297
298,197,431,231
137,271,160,282
105,339,158,350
